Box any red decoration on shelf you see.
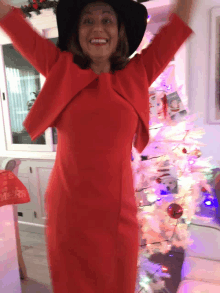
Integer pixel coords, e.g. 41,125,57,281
182,148,187,154
167,203,183,219
201,187,207,193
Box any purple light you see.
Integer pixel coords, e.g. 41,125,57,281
204,197,214,207
189,158,196,165
205,200,212,206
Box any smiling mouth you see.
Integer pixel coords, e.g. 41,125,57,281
89,40,109,46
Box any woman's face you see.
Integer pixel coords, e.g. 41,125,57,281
78,2,119,64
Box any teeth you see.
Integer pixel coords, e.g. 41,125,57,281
90,39,107,44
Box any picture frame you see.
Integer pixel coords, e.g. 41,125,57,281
208,6,220,124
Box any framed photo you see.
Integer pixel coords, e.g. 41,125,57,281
208,6,220,123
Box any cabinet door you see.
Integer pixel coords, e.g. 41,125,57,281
17,175,35,223
28,160,55,226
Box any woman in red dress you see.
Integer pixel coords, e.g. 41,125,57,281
0,0,196,292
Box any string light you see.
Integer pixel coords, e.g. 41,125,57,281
147,15,151,23
162,266,168,273
189,158,196,165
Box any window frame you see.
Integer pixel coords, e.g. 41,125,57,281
0,9,58,158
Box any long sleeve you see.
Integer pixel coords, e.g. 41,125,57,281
0,7,61,77
141,13,194,87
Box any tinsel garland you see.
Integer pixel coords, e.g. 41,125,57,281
20,0,58,18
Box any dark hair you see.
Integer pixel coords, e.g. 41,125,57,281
59,13,130,74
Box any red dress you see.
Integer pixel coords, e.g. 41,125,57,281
0,7,193,293
45,73,140,293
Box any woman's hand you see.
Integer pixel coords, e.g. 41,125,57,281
0,0,13,20
172,0,198,25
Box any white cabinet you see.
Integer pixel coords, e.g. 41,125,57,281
0,157,54,234
16,159,55,234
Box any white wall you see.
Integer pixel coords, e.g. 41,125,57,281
188,0,220,167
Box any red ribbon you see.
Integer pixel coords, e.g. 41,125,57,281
162,94,168,118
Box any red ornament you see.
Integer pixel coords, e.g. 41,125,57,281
182,148,187,154
33,3,38,9
167,203,183,219
156,178,162,184
201,187,207,193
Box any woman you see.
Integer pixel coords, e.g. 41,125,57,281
70,1,127,75
0,0,195,292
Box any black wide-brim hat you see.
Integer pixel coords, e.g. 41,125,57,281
56,0,149,57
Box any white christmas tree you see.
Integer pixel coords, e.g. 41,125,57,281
133,30,217,293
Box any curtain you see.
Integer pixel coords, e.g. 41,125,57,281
5,67,40,133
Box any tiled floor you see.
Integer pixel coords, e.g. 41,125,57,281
20,231,52,293
19,230,184,293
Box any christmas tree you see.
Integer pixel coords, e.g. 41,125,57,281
132,31,217,292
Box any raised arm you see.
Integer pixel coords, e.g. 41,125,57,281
173,0,198,26
141,0,197,87
0,0,61,77
0,0,11,19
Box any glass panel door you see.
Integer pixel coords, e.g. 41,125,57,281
2,43,46,145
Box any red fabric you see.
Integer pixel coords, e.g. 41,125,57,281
0,7,194,293
43,74,139,293
0,170,30,207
